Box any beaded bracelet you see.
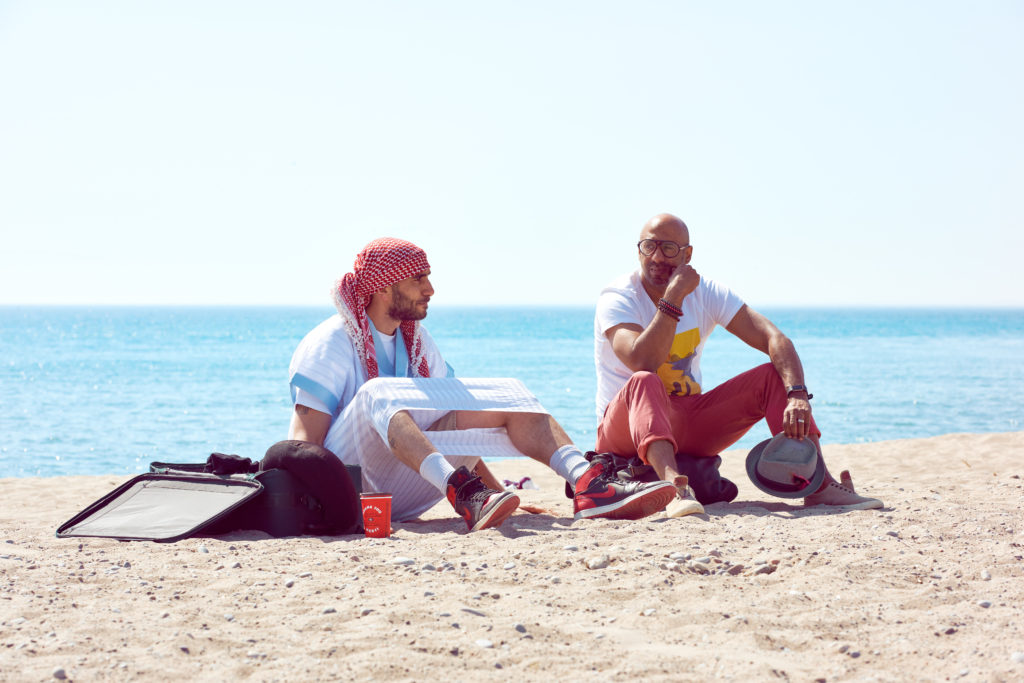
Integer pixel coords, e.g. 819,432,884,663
659,298,683,316
657,298,682,321
658,298,683,319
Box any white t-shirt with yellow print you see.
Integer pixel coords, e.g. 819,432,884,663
593,270,745,421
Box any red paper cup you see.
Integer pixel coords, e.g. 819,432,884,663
360,492,392,538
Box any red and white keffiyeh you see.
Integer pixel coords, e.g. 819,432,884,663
332,237,431,379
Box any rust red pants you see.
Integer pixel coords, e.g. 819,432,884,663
595,363,820,463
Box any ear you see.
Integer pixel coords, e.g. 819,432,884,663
368,286,392,308
684,245,694,264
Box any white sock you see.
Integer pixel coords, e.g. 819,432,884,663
548,445,590,488
418,452,456,493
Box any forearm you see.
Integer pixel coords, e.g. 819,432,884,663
610,286,692,370
768,334,806,390
769,334,815,438
628,273,699,371
623,310,681,371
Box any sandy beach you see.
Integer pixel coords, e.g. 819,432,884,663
2,431,1023,682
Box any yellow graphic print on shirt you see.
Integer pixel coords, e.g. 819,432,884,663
657,327,701,396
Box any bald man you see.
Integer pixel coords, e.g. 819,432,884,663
593,214,882,513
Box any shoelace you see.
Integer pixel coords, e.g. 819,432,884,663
458,476,499,503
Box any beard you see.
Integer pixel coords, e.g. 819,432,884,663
388,289,428,321
642,261,674,288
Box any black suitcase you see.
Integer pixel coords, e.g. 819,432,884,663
56,472,264,542
57,442,364,542
148,463,363,537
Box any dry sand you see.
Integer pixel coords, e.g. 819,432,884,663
2,431,1023,682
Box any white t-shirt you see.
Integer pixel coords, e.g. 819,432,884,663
289,314,449,420
593,270,745,419
375,328,397,371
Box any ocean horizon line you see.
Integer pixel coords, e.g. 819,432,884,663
3,303,1024,311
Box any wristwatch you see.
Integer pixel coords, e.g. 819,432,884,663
786,384,813,400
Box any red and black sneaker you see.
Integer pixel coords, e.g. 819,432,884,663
445,466,520,532
573,454,676,521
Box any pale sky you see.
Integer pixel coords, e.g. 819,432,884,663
2,1,1021,307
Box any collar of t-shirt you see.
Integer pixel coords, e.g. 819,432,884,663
369,319,410,378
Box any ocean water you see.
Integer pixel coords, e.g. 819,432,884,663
1,306,1022,478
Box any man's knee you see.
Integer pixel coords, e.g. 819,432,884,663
387,409,415,438
623,371,667,403
504,411,557,437
626,370,662,390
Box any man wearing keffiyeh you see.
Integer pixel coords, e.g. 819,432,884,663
287,237,676,532
332,237,434,381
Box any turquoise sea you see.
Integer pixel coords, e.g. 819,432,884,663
1,306,1022,478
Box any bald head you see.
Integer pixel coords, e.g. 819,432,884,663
640,213,689,245
635,213,694,293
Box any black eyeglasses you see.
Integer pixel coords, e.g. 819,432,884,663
638,239,689,258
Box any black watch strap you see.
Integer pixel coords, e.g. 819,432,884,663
786,384,813,400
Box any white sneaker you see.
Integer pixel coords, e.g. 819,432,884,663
665,476,705,517
804,470,883,510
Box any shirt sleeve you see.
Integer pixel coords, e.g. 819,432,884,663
596,287,646,335
292,387,331,415
288,320,355,416
701,277,745,327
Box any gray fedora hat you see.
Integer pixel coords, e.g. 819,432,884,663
745,433,825,499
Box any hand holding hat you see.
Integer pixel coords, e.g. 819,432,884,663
745,433,825,499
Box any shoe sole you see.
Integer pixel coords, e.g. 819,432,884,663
574,482,676,521
805,499,883,511
470,493,520,532
665,497,705,518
